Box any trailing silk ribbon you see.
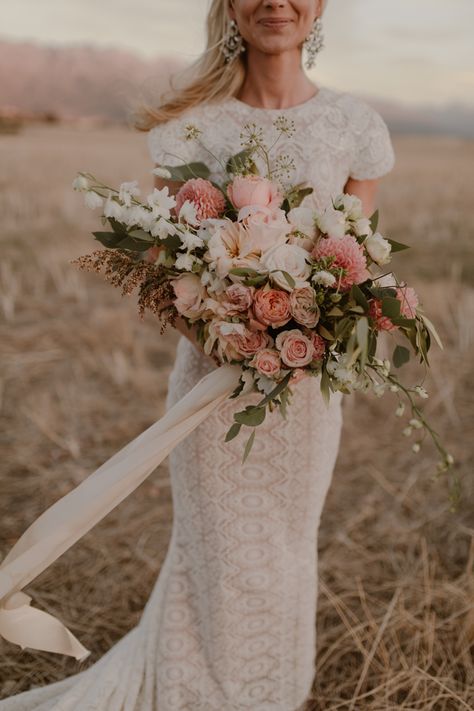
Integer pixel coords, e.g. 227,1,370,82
0,364,242,660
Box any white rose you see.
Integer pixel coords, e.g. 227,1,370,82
261,243,311,292
316,206,347,239
353,217,372,238
333,194,364,220
364,232,392,265
287,206,317,237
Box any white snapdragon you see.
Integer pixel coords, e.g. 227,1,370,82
151,166,172,179
119,180,140,207
150,217,179,239
84,191,103,209
103,193,124,220
147,187,176,219
175,252,196,272
180,230,204,251
72,175,89,192
178,200,199,226
312,270,336,287
364,232,392,265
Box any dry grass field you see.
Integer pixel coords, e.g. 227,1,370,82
0,124,473,709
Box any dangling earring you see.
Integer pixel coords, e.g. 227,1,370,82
221,19,246,63
303,17,324,70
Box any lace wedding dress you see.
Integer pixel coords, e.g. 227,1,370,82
0,84,395,710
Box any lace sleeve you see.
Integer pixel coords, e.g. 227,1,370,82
147,117,198,167
349,102,395,181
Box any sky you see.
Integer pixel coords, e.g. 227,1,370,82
2,0,473,108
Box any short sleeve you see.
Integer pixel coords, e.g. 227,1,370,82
348,101,395,180
147,116,198,167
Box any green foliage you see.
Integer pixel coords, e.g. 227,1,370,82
163,162,210,182
393,345,410,367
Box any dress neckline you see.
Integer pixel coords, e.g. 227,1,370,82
227,85,328,114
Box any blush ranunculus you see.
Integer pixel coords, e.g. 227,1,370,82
227,175,283,211
275,329,315,368
171,273,206,319
175,178,226,221
312,234,370,291
249,348,282,378
227,328,270,358
289,287,320,328
253,288,291,328
309,332,327,361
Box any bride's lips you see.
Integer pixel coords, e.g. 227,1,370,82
258,18,293,28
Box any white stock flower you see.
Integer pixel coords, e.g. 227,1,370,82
119,180,140,207
152,166,172,179
179,200,199,226
147,187,176,219
326,357,357,386
316,205,347,239
261,243,311,291
312,270,337,287
84,191,103,209
123,205,154,230
364,232,392,265
72,175,89,192
373,382,386,398
150,217,179,239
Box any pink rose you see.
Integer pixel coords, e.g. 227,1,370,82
227,175,283,211
275,329,315,368
227,328,270,358
253,288,291,328
249,348,282,378
171,273,206,319
222,283,254,316
289,287,320,328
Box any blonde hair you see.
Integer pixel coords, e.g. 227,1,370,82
135,0,328,132
135,0,245,131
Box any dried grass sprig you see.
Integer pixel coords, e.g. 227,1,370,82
71,249,177,330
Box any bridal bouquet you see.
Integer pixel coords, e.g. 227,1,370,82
72,117,454,486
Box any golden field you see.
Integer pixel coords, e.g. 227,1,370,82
0,124,473,709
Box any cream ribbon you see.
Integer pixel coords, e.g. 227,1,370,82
0,364,241,660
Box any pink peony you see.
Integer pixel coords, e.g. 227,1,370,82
289,287,320,328
397,286,419,318
227,328,270,358
175,178,226,221
253,288,291,328
312,235,370,291
227,175,283,211
275,329,315,368
249,348,282,378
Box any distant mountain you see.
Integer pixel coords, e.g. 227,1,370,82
1,38,473,138
0,38,183,123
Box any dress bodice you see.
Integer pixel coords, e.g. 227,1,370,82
147,84,395,211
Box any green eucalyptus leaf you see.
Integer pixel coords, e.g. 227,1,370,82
387,238,410,252
369,209,379,233
225,422,242,442
381,297,401,319
242,430,256,463
393,344,410,367
92,231,122,248
320,367,330,405
234,406,266,427
163,162,210,182
350,284,369,312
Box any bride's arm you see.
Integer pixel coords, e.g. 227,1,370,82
343,176,379,218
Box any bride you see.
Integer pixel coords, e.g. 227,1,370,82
0,0,395,709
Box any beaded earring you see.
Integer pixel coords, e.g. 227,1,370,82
303,17,324,70
222,19,246,63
